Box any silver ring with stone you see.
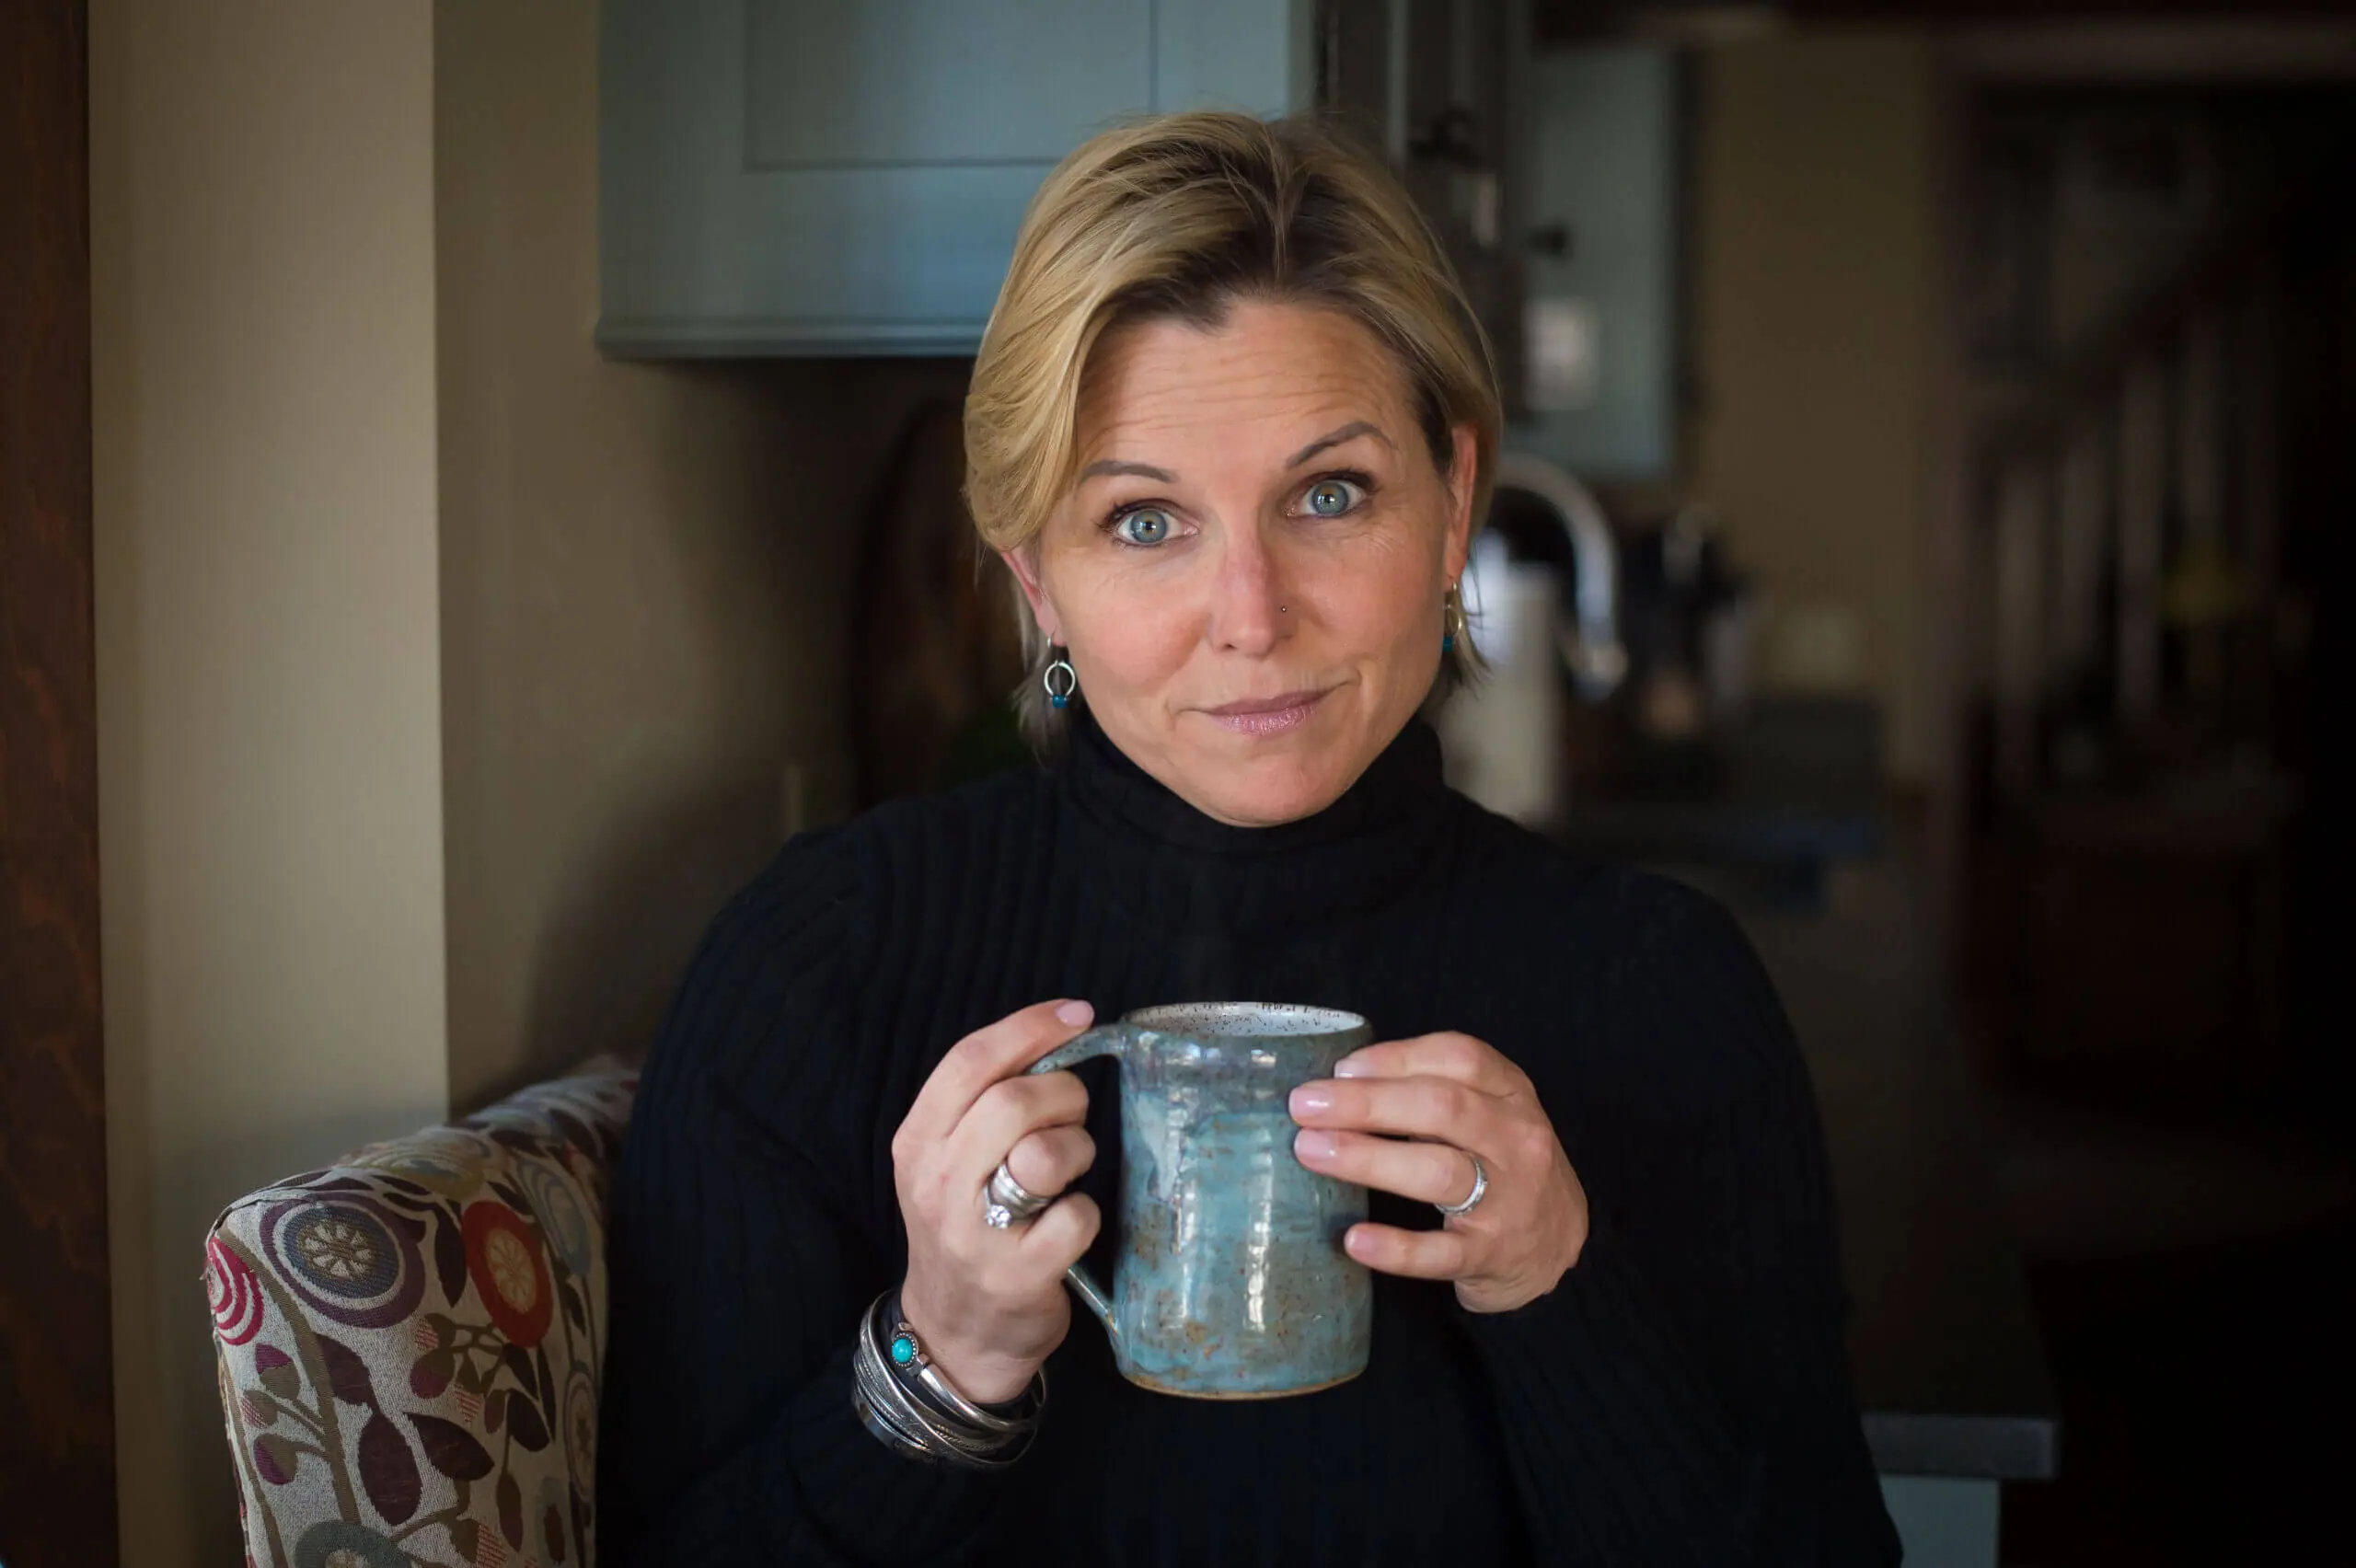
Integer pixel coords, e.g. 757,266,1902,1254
1435,1151,1488,1218
982,1160,1050,1229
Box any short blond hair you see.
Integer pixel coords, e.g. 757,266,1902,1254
964,110,1501,751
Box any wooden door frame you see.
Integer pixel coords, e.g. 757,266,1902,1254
0,2,116,1564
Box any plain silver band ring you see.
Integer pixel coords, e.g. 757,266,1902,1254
1435,1151,1488,1218
982,1160,1050,1229
990,1160,1045,1213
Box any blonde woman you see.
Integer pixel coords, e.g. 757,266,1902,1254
602,112,1898,1565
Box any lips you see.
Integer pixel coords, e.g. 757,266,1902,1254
1199,687,1329,736
1205,688,1327,717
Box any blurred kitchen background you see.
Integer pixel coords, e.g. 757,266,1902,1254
60,2,2350,1565
814,11,2354,1554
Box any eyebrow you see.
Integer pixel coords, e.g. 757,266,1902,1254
1285,421,1392,468
1078,458,1176,482
1075,421,1395,488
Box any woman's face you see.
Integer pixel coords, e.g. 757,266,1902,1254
1003,299,1476,828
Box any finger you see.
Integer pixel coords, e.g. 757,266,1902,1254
1343,1221,1474,1281
1289,1073,1501,1149
1005,1123,1095,1200
1332,1032,1529,1098
1293,1128,1478,1208
951,1071,1091,1187
901,999,1094,1146
1017,1190,1102,1270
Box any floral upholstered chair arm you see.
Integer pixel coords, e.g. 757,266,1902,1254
207,1058,638,1568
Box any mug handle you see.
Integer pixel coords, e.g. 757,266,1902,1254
1023,1023,1134,1340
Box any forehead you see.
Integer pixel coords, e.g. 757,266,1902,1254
1074,301,1415,461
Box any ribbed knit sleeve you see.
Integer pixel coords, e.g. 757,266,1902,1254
1457,872,1901,1567
597,829,1012,1566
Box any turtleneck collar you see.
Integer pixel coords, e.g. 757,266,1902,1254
1056,703,1454,937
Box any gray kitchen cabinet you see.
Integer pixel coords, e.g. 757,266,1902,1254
599,0,1314,357
1319,0,1530,423
1510,45,1681,481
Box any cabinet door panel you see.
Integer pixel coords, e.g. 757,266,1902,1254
714,167,1048,342
1153,0,1314,125
746,0,1152,167
603,0,1309,357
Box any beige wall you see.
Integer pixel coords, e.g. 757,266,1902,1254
88,1,928,1554
90,6,449,1566
1690,32,1937,786
433,0,878,1112
88,4,1191,1557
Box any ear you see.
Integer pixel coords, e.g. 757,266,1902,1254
998,543,1059,640
1442,423,1480,583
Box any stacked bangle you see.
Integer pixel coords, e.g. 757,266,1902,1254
851,1289,1045,1469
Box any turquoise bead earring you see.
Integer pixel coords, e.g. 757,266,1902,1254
1043,648,1077,710
1441,587,1460,654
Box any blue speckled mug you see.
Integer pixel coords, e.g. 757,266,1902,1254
1026,1002,1375,1399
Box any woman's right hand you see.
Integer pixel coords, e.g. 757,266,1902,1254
892,998,1103,1404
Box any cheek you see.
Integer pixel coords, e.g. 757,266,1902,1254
1064,574,1196,689
1322,531,1444,651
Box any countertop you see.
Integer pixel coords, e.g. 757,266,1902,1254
1552,697,1887,908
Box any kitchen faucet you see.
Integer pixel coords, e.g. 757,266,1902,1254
1491,451,1627,700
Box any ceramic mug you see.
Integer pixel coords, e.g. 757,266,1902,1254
1026,1002,1375,1399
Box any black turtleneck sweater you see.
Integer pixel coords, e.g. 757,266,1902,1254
599,710,1900,1566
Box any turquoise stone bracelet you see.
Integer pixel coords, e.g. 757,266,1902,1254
852,1292,1034,1469
883,1297,1040,1435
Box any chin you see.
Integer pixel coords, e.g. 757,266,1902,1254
1182,751,1349,828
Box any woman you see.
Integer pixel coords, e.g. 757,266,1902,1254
600,112,1899,1565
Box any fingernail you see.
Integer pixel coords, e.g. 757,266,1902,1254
1334,1054,1371,1078
1055,999,1093,1026
1289,1084,1333,1118
1295,1129,1339,1161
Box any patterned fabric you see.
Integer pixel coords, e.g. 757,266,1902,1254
208,1060,638,1568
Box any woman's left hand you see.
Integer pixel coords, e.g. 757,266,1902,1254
1289,1032,1589,1314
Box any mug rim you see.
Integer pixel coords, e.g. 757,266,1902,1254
1122,1001,1367,1039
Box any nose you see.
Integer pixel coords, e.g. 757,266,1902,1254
1205,524,1290,656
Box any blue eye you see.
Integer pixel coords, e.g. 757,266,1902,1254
1114,507,1173,547
1303,478,1362,516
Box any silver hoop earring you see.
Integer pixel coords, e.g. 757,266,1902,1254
1043,653,1077,710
